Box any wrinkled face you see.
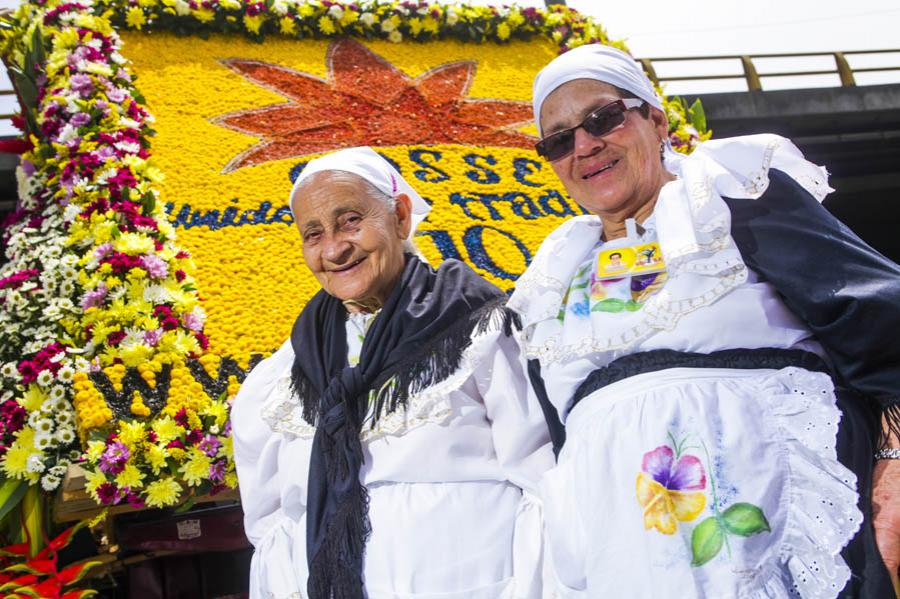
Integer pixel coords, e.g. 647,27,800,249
292,171,411,304
539,79,670,218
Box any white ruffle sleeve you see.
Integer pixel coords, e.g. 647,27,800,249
232,340,311,599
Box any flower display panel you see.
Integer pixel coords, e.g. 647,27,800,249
120,32,573,364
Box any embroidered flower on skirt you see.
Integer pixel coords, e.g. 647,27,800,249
636,444,707,535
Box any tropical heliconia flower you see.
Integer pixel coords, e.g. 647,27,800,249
636,444,707,535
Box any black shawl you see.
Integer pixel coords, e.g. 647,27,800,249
290,255,519,599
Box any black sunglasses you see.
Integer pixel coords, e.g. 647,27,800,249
535,98,646,161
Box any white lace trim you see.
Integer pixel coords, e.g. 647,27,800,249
510,134,832,367
741,367,861,598
260,331,496,442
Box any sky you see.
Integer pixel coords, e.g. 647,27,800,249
0,0,897,132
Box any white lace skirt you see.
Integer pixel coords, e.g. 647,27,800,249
541,366,861,599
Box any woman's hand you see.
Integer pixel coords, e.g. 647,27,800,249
873,452,900,596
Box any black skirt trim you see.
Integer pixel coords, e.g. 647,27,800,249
572,347,831,409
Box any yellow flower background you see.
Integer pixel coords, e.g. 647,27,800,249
121,32,575,365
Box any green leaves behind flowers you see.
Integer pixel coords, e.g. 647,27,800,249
687,99,707,134
691,502,770,567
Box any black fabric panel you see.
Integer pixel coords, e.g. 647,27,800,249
527,358,566,458
723,169,900,409
834,388,894,598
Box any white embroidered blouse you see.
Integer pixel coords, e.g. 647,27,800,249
232,319,554,599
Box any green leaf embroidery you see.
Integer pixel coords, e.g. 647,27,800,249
721,503,771,537
691,516,725,567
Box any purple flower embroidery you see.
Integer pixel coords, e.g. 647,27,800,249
642,445,706,491
636,445,707,535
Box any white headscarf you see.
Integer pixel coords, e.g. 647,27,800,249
289,146,431,240
531,43,682,169
532,44,663,135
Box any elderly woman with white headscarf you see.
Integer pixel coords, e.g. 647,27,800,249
510,45,900,597
232,147,553,599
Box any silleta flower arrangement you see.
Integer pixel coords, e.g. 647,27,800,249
0,0,709,512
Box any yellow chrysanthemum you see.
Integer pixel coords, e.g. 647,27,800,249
115,464,146,489
1,443,31,478
147,444,169,474
86,440,107,461
152,416,181,445
126,7,146,29
118,420,147,448
84,469,108,500
144,478,183,508
179,451,212,487
20,384,48,412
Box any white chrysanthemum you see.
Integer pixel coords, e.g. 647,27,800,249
58,280,75,296
27,411,42,428
388,30,402,43
56,428,76,445
327,4,343,19
359,12,375,26
34,432,53,450
380,18,396,32
40,474,60,492
0,362,16,378
56,365,75,383
26,454,46,473
62,203,82,223
49,464,68,478
49,385,66,401
446,10,459,25
56,411,73,425
35,418,54,434
35,370,54,387
143,284,169,304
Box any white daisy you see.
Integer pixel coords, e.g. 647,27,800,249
40,474,60,492
26,453,45,473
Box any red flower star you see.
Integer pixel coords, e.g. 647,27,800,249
213,38,535,172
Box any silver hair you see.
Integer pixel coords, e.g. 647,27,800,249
293,170,421,255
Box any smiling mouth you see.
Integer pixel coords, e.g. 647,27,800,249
582,159,619,180
329,257,366,274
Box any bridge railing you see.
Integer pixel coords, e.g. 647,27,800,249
638,49,900,92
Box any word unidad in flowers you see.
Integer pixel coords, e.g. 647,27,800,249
165,149,587,280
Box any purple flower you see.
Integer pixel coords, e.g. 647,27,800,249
106,87,126,104
70,112,91,127
198,435,222,458
81,282,109,310
94,243,114,260
69,73,94,97
143,328,164,346
99,440,130,475
183,310,204,332
141,254,168,279
209,460,226,483
96,482,122,505
21,159,35,177
642,445,706,491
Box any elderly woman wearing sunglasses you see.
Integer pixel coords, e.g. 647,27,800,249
509,44,900,597
232,147,553,599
